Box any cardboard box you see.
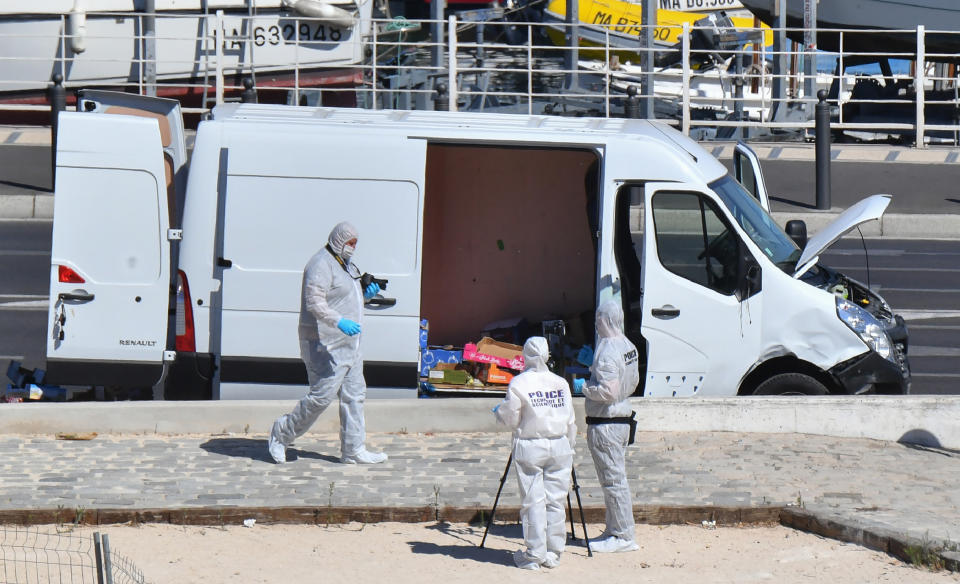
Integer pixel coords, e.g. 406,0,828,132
428,363,471,385
479,363,515,385
420,347,463,378
463,337,525,370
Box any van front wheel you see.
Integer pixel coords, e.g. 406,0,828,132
753,373,828,396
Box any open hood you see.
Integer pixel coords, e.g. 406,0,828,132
793,194,892,278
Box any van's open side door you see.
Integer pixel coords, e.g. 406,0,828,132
733,142,770,212
46,96,183,389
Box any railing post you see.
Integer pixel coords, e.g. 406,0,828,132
447,15,458,112
916,25,926,148
681,22,690,136
143,0,157,97
215,10,225,106
815,89,832,210
93,532,105,584
641,0,656,118
526,23,533,115
431,0,446,69
49,73,65,191
371,20,378,110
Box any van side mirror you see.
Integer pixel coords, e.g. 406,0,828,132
739,262,762,301
785,220,807,249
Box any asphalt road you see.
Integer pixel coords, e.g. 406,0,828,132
1,220,957,395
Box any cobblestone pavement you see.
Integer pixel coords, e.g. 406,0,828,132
2,431,959,552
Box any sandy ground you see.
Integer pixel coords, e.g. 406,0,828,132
71,521,959,584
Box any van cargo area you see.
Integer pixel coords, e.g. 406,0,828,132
417,144,605,393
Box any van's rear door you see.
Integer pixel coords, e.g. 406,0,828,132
214,131,427,396
46,98,181,388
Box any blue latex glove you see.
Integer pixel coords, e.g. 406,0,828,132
577,345,594,367
337,318,361,336
492,403,501,414
364,282,380,300
573,378,585,393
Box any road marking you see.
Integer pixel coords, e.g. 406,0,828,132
0,355,25,361
901,310,960,320
908,345,960,357
0,250,50,256
827,266,960,273
878,288,960,294
0,300,47,310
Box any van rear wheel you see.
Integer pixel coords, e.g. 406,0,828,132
753,373,828,396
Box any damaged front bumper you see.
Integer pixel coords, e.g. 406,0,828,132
829,316,911,395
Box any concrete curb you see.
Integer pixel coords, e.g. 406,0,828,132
2,396,958,449
782,507,960,572
0,504,781,529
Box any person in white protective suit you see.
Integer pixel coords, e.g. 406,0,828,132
493,337,578,570
573,300,641,553
268,221,387,465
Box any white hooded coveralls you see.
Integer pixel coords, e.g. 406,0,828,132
582,301,641,542
271,222,368,457
494,337,578,568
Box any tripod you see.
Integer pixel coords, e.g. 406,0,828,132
479,451,593,557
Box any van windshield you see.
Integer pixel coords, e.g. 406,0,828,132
709,175,802,273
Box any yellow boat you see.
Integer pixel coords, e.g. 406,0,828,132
542,0,772,59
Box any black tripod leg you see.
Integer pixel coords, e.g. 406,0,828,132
571,467,592,557
479,451,514,548
567,492,578,541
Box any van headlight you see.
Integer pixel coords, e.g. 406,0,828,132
836,297,894,361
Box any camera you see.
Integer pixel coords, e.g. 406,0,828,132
360,273,388,291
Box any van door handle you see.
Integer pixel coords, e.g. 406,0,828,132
216,257,233,268
651,306,680,319
58,291,95,303
366,297,397,307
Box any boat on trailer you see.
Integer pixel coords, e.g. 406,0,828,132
738,0,960,59
0,0,374,110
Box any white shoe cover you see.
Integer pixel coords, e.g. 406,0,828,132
268,437,286,464
340,448,388,464
542,551,560,569
589,536,639,553
513,550,541,570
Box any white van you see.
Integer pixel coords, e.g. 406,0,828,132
45,92,910,399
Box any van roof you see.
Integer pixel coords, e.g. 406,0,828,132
216,103,658,134
210,103,727,181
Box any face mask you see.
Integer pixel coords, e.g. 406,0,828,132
341,243,356,261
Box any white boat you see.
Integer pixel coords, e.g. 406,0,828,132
577,58,774,121
738,0,960,57
0,0,374,104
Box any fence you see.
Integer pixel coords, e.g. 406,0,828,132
0,527,147,584
1,9,958,146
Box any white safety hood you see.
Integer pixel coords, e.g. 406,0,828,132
793,194,892,278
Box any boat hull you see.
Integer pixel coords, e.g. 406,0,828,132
739,0,960,60
541,0,771,60
0,10,367,96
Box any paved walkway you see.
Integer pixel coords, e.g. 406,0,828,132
3,430,958,567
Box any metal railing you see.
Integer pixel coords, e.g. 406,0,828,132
1,11,958,146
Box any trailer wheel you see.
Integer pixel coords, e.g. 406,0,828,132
753,373,828,396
